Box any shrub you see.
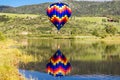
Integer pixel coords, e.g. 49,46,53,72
105,24,118,35
0,32,6,41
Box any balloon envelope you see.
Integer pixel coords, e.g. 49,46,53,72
47,2,72,30
46,49,71,77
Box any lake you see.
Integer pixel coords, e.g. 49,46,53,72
18,38,120,79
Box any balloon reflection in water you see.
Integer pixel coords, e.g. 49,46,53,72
46,49,71,77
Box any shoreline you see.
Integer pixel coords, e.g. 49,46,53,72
0,39,33,80
11,35,120,44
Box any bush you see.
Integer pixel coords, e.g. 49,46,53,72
0,32,6,41
92,29,99,37
0,15,10,22
102,19,106,22
105,24,118,35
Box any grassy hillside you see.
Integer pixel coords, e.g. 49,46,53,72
0,13,120,39
0,1,120,16
0,6,12,11
0,13,39,18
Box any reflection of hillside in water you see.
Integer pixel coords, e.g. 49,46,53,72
18,39,120,75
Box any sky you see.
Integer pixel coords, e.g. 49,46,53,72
0,0,112,7
0,0,56,7
76,0,112,1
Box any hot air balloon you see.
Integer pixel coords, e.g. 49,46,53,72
46,49,71,77
47,2,72,30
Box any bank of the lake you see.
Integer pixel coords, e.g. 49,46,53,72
18,34,120,43
0,39,34,80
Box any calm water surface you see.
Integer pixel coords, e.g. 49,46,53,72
18,38,120,76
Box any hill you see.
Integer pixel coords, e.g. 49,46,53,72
0,1,120,16
0,13,120,39
0,6,13,11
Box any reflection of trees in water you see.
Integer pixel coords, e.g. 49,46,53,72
19,39,120,61
19,39,120,75
71,61,120,75
19,60,120,75
103,44,120,60
105,45,117,54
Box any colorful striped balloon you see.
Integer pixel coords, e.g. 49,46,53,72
46,49,71,77
47,2,72,30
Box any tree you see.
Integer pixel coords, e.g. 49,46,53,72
105,24,117,35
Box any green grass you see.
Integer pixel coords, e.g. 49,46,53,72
0,39,34,80
0,13,39,18
0,40,21,80
74,17,107,23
